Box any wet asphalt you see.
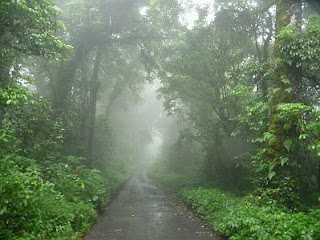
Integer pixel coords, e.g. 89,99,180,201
84,170,221,240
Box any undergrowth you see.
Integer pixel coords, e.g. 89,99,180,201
183,188,320,240
0,154,130,240
149,163,320,240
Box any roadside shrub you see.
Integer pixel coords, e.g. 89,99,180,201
183,188,320,240
80,168,109,209
42,156,108,209
0,155,97,239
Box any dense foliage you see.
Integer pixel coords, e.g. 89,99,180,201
1,0,320,239
1,155,99,239
151,0,320,204
149,0,320,239
0,0,152,238
184,188,320,240
0,87,131,238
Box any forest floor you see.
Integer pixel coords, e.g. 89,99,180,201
83,170,222,240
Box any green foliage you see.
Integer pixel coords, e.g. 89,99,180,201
184,188,320,240
0,84,130,239
0,85,29,106
0,155,97,239
1,0,319,238
0,153,128,239
279,15,320,71
154,0,320,237
0,0,138,239
243,102,320,206
0,0,71,59
231,93,269,141
231,73,320,205
0,150,130,239
0,86,64,158
43,158,108,209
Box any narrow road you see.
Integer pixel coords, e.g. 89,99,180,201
84,170,221,240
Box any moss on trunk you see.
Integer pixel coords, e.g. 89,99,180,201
266,0,302,200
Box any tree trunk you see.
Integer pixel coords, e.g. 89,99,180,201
87,45,104,162
79,51,90,156
105,80,124,116
52,48,83,118
0,49,12,87
267,0,302,194
318,161,320,190
268,0,301,152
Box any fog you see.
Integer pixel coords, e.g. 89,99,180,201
111,79,165,168
1,0,320,238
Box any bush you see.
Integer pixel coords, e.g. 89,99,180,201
183,188,320,240
0,155,98,239
0,88,131,239
42,156,108,209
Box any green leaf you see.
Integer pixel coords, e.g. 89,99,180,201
281,77,291,85
285,87,293,94
298,134,308,140
273,88,281,93
284,123,291,131
286,60,293,66
283,139,293,152
268,171,276,180
280,157,289,166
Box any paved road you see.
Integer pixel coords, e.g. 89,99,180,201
84,170,221,240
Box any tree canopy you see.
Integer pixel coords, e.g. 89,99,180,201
0,0,320,239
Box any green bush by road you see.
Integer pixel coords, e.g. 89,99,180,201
183,188,320,240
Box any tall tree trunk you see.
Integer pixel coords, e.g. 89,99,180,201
105,80,124,116
87,45,104,162
0,50,12,128
0,50,10,87
79,51,90,156
318,161,320,190
52,47,84,118
267,0,302,197
261,12,274,100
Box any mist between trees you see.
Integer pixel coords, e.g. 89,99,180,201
0,0,320,239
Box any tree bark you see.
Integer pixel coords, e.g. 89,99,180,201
52,47,84,118
87,45,104,162
267,0,302,190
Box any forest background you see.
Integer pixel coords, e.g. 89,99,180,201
0,0,320,239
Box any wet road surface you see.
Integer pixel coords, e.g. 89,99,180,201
84,170,221,240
